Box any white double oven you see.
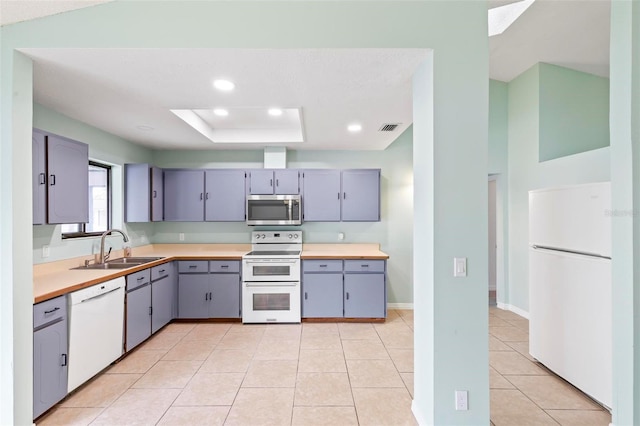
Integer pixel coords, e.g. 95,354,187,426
242,231,301,323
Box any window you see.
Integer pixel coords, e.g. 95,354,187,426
61,161,111,238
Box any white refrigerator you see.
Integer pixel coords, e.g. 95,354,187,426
529,182,612,409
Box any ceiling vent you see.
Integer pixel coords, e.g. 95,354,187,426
378,123,401,132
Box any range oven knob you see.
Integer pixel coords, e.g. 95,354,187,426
255,234,260,239
288,234,293,239
293,233,299,239
261,234,266,239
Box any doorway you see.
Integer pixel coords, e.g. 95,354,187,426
488,178,497,306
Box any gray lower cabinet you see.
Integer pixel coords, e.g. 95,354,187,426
302,259,386,319
33,296,68,419
151,263,175,333
126,269,152,352
178,260,241,319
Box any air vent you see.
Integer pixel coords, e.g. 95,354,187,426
378,123,401,132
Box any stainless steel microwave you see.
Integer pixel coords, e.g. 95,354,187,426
246,194,302,226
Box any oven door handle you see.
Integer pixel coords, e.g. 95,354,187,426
244,282,298,287
244,259,299,265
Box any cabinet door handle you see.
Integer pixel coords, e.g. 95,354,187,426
304,292,308,300
206,193,209,200
49,174,56,186
61,354,67,367
205,293,209,301
149,306,153,316
39,173,46,185
344,192,347,199
200,193,203,200
346,292,350,300
153,190,157,198
270,178,273,187
276,179,279,187
44,307,60,314
209,292,213,300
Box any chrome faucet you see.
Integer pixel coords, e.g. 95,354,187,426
97,229,130,264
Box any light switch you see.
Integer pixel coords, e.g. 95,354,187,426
455,390,468,410
454,257,467,277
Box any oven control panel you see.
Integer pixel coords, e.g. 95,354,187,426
251,231,302,244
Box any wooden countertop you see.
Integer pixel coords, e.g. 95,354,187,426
33,243,388,304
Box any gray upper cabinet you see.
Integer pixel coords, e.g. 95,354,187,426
32,130,47,225
302,170,341,221
32,130,89,225
205,170,246,221
47,134,89,224
249,169,300,195
341,169,381,221
125,164,164,222
163,169,205,221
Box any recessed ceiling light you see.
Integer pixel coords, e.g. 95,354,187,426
268,108,283,116
136,125,154,131
347,123,362,133
213,109,229,117
213,79,235,91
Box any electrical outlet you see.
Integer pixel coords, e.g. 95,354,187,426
338,232,345,240
455,390,468,410
179,233,185,241
42,245,50,258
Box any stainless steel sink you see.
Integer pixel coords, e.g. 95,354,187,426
71,256,164,270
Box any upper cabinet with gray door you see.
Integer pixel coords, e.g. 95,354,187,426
125,164,164,222
341,169,381,221
248,169,300,195
302,169,342,221
205,169,246,221
32,129,89,225
163,169,205,221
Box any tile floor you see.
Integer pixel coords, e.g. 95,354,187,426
37,308,611,425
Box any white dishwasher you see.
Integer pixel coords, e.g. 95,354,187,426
67,277,125,392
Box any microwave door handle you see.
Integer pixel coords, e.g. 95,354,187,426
287,199,293,221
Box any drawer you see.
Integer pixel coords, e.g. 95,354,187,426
33,295,66,329
151,263,171,281
178,260,209,274
210,260,240,273
127,268,151,291
303,260,343,273
344,260,385,273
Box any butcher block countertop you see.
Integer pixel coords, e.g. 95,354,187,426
33,243,388,304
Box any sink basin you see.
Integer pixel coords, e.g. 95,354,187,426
71,256,164,270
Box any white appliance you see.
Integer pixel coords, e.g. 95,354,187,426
529,182,612,409
242,231,302,323
67,277,125,392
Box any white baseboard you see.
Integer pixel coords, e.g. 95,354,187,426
496,302,530,320
387,303,414,310
411,400,427,425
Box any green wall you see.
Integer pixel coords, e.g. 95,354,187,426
539,63,610,162
2,2,489,424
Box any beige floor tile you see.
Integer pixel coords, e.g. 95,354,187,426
225,387,294,426
157,406,230,426
342,339,390,360
243,359,298,387
138,331,184,352
490,326,528,342
385,309,403,322
397,309,414,323
400,372,414,397
292,406,358,426
489,316,512,327
131,360,202,389
173,372,243,406
302,323,339,335
388,348,414,372
300,333,343,350
352,387,417,426
490,308,526,321
490,351,548,376
489,335,514,351
490,367,515,389
506,341,535,361
107,349,164,374
294,372,354,406
263,323,302,339
505,318,529,332
254,338,300,360
508,375,603,410
61,373,141,408
36,407,103,426
181,323,229,343
347,359,405,388
91,388,180,426
545,409,611,426
216,331,262,350
162,323,196,334
338,323,380,340
200,349,254,373
229,322,267,332
376,328,414,349
298,349,347,373
161,338,216,361
490,389,559,426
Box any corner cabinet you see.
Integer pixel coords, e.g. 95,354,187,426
302,259,386,319
124,164,164,222
33,296,68,419
302,169,380,222
33,129,89,225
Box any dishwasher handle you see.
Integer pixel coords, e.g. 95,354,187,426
80,286,122,304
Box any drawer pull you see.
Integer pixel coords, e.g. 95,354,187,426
361,264,369,268
189,265,197,268
137,276,145,281
319,264,327,268
159,269,165,273
221,265,229,268
44,307,60,314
